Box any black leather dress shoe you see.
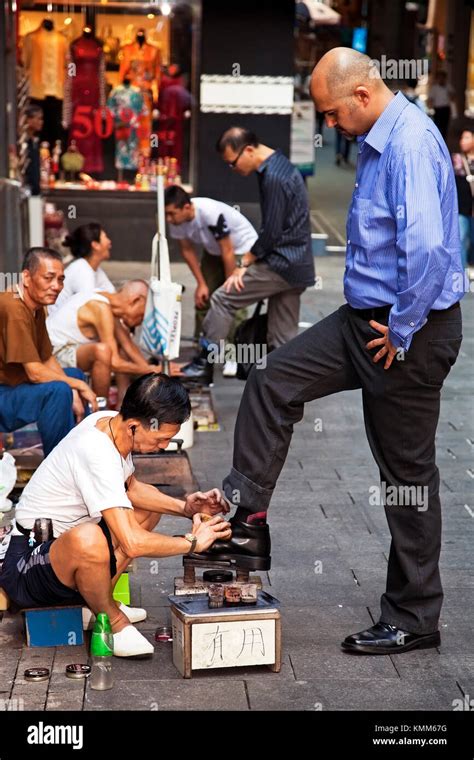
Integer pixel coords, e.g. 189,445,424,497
188,519,271,571
341,622,441,655
181,346,213,384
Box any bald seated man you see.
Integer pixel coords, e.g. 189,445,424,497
204,48,464,656
46,280,164,398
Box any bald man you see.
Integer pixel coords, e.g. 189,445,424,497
195,49,465,656
46,280,159,397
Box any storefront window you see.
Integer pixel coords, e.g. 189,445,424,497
18,1,196,193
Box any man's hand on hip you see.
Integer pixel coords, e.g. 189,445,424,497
366,320,398,370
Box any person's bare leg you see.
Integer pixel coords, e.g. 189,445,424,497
49,523,129,632
76,343,112,397
110,509,162,588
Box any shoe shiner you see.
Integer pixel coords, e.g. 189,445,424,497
0,373,231,657
197,48,465,656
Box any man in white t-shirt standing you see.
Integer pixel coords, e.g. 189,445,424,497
165,185,257,377
0,373,231,658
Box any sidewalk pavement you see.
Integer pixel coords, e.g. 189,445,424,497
1,254,472,711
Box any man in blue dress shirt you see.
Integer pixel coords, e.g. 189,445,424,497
193,49,465,656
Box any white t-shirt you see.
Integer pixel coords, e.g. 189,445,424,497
168,197,258,256
14,412,134,537
49,258,115,314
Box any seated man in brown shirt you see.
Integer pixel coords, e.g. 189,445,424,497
0,247,97,455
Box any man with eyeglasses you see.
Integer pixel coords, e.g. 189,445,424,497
180,127,315,383
192,49,464,657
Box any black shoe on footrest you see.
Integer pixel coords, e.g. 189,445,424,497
341,622,441,655
188,519,271,571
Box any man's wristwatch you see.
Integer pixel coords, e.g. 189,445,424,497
182,533,198,553
236,256,249,268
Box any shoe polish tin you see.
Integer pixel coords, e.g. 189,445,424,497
65,664,91,679
24,667,50,683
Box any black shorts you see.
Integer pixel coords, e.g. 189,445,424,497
0,519,117,609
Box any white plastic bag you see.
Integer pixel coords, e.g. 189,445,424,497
0,452,16,512
139,172,183,361
140,234,183,361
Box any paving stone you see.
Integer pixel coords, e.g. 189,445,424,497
84,678,249,711
246,677,462,711
289,643,399,681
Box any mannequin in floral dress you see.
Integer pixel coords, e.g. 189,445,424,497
118,29,161,157
107,79,144,172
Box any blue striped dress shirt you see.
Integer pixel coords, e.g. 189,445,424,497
251,150,315,288
345,91,464,350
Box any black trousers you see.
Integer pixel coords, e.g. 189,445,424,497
223,302,463,634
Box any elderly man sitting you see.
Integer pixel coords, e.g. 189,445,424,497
0,248,97,455
46,279,176,400
0,373,231,657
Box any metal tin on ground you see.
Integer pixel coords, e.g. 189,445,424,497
65,663,91,679
24,667,50,682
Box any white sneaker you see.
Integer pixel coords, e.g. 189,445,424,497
223,359,238,377
82,603,147,630
113,625,154,657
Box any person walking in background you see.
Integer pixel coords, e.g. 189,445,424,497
24,103,43,196
335,130,352,166
452,126,474,274
428,70,455,141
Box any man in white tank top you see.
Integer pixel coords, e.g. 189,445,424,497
46,280,161,398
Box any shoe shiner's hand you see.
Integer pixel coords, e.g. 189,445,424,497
192,513,232,553
223,267,246,294
195,283,210,309
78,382,98,412
184,488,230,519
365,320,398,370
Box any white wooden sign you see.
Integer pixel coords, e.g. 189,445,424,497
191,619,276,670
